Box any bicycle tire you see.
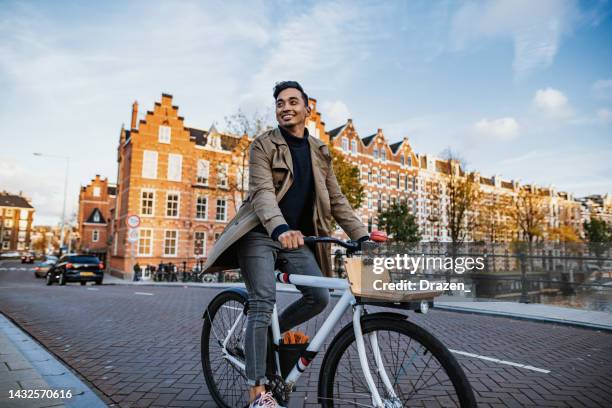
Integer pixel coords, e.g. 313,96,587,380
201,290,250,408
319,317,477,407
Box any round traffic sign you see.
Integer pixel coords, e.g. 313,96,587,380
127,228,139,243
126,214,141,228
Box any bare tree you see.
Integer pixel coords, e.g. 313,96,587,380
223,108,273,213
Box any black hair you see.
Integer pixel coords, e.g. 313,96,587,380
273,81,309,107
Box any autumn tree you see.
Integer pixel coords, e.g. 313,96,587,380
378,202,421,244
510,187,547,272
328,144,364,210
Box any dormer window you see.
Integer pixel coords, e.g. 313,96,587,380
373,148,379,159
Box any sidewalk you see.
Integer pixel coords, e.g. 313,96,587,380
104,274,612,332
0,314,108,408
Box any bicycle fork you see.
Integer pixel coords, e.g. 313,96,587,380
353,305,400,408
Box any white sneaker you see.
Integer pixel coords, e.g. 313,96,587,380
248,391,285,408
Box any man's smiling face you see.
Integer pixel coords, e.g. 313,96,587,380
275,87,309,129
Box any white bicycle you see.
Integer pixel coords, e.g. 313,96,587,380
201,236,476,407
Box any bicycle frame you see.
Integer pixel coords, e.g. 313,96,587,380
219,270,398,408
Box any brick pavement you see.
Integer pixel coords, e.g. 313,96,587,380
0,261,611,407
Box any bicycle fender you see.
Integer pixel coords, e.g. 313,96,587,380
201,287,249,319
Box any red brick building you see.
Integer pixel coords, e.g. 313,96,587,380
0,192,35,252
77,175,116,262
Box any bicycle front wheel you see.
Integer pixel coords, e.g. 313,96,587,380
201,290,250,408
319,317,476,407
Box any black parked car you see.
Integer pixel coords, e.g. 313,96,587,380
46,255,104,286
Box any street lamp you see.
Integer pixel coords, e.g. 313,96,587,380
33,153,70,252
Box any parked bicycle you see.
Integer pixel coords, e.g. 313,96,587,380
201,235,476,407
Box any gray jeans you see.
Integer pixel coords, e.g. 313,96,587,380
237,230,330,386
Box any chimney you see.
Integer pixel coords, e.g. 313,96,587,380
131,101,138,130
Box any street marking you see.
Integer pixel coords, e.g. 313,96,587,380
134,292,154,296
87,288,99,291
450,349,551,373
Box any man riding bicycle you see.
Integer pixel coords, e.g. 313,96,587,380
202,81,370,407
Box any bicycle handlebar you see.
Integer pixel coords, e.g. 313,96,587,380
303,236,360,250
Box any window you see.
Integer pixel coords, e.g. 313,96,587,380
158,125,171,143
93,187,101,197
92,230,99,242
140,190,154,216
217,164,228,188
164,230,178,256
377,194,382,212
405,176,409,191
351,140,357,154
167,154,182,181
216,198,227,221
4,219,12,228
368,193,372,209
396,175,400,189
196,159,209,185
6,209,13,217
373,148,378,159
237,168,249,191
368,217,373,233
142,150,158,179
166,193,179,217
400,155,405,166
19,210,27,220
196,196,208,220
381,149,386,161
412,178,417,191
194,231,206,257
407,156,412,167
2,241,9,250
214,232,221,241
342,137,348,151
93,213,100,223
368,170,372,183
138,229,153,256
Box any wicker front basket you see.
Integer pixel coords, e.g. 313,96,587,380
344,257,442,302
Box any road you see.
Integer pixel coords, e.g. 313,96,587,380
1,260,611,407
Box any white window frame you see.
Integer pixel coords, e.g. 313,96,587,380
92,230,99,242
158,125,171,144
140,189,155,217
217,163,228,188
142,150,158,179
342,137,349,151
167,153,182,182
163,230,178,257
196,159,210,186
138,228,153,256
2,241,9,250
351,139,357,154
93,186,101,197
195,196,208,220
194,231,207,257
165,192,180,218
216,198,227,221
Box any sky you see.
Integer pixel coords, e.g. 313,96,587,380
0,0,611,226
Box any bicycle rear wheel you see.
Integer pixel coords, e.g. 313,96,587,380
319,317,476,407
201,290,250,408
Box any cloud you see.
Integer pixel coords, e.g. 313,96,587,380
473,117,520,141
592,79,612,99
451,0,579,80
596,108,612,123
533,87,572,117
319,100,351,128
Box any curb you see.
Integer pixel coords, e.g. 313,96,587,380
433,304,612,333
0,313,108,408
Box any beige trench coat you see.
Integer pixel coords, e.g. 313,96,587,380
202,127,368,277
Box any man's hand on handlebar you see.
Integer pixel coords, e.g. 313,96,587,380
278,230,304,249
